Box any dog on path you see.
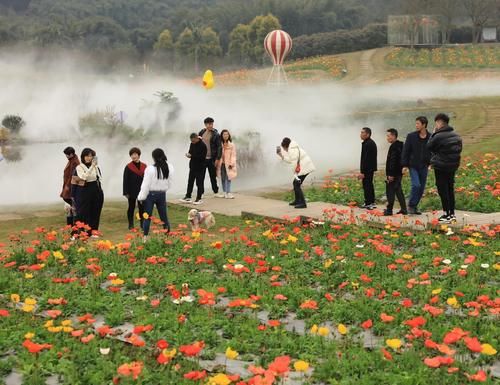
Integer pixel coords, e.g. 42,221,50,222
188,209,215,231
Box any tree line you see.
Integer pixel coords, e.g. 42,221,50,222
0,0,499,72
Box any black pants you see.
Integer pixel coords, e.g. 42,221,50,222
127,197,144,229
362,171,375,205
77,181,104,233
204,158,219,194
435,169,456,215
62,198,75,226
386,176,407,212
186,168,205,200
293,174,308,205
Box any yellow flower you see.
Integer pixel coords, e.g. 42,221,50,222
24,273,33,279
191,231,201,239
318,327,330,337
24,332,35,339
10,294,20,303
481,344,497,356
280,239,288,245
287,234,298,243
63,327,74,333
208,373,231,385
310,324,318,334
142,212,149,219
61,320,72,326
324,259,334,268
53,251,64,259
386,339,402,350
25,298,37,305
493,263,500,270
136,213,140,220
44,320,54,328
337,324,348,335
22,304,35,313
446,297,459,308
431,288,442,295
225,347,239,360
162,348,177,358
294,360,310,372
77,247,86,253
402,254,413,259
111,279,124,285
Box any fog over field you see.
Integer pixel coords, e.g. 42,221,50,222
1,52,500,206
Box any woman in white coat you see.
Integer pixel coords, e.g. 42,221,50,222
277,137,315,209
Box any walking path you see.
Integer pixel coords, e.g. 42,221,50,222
176,193,499,231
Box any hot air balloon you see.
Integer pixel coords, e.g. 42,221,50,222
264,30,292,85
202,70,215,90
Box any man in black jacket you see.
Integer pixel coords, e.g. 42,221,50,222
384,129,407,216
427,113,462,223
198,117,222,196
123,147,147,229
359,127,377,209
180,133,208,205
401,116,431,215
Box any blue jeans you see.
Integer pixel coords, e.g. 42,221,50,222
221,165,231,193
409,166,428,208
142,191,170,236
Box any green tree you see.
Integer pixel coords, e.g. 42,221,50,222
228,23,252,65
175,25,221,72
248,13,281,65
154,29,174,52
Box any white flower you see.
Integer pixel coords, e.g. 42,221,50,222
356,244,364,248
442,259,452,265
446,229,454,236
136,295,148,301
234,264,244,270
109,272,118,278
271,256,275,260
461,265,469,269
181,295,194,303
222,264,228,270
480,264,489,269
100,348,110,355
172,299,180,305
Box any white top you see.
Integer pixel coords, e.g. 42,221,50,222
280,140,316,176
76,164,102,183
137,163,174,201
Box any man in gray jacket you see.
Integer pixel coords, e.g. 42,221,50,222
427,113,462,223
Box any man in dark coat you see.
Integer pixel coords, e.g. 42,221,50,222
359,127,377,209
60,146,80,225
198,117,222,196
180,133,208,204
427,113,462,223
123,147,147,229
401,116,431,215
384,129,407,216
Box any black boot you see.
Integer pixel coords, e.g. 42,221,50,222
66,216,74,226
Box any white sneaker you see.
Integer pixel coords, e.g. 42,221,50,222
143,235,148,243
225,193,235,199
179,197,192,203
70,236,76,241
193,199,203,205
215,193,225,198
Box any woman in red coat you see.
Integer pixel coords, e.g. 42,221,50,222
60,146,80,225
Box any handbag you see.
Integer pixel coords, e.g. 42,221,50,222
294,148,301,174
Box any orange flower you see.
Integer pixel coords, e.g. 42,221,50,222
179,341,205,357
117,361,143,380
361,319,373,329
134,277,147,285
268,355,291,376
22,339,52,354
299,300,318,310
81,334,95,344
380,348,393,361
380,313,394,323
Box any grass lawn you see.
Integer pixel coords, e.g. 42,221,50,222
0,201,242,244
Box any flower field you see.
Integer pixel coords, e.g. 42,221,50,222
0,202,499,384
386,46,500,68
299,153,500,214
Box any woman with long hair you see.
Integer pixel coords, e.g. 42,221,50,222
217,129,237,199
72,148,104,237
137,148,174,241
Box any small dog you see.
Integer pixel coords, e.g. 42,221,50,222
188,209,215,231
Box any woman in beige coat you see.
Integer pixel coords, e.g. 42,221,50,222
217,129,237,199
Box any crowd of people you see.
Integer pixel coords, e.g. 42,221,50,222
59,113,463,241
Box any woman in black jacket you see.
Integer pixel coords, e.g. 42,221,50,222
123,147,147,230
427,113,462,223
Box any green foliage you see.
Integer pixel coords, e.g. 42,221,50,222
228,24,252,65
291,23,387,59
247,14,282,64
2,115,25,133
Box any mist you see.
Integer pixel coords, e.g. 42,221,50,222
1,51,500,207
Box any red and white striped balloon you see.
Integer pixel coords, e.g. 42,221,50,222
264,30,292,65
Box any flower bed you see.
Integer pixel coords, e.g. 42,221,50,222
386,47,500,68
299,153,500,213
0,211,498,384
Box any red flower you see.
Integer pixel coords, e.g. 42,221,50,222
466,370,488,382
380,313,394,323
22,340,52,354
179,341,205,357
464,336,482,353
299,300,318,310
157,339,169,350
361,319,373,329
0,309,10,317
183,370,207,380
403,316,426,328
117,361,143,380
380,348,393,361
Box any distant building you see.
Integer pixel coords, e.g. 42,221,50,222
388,15,443,46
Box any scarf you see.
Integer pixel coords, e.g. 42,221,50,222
127,161,146,177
